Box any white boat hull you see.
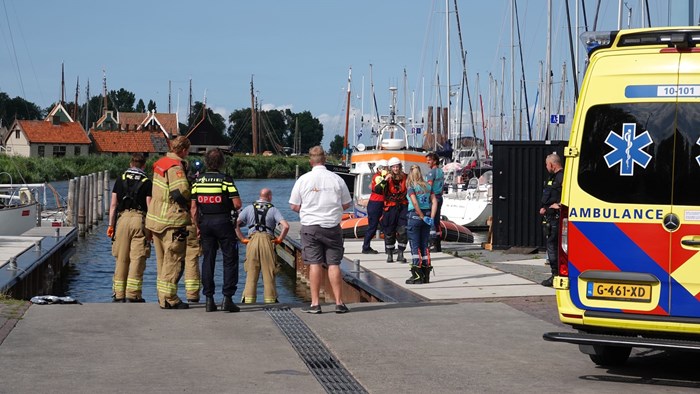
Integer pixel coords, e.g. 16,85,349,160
440,188,492,229
0,203,38,236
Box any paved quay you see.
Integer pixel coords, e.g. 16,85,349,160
1,238,699,392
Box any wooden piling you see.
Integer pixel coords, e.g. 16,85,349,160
92,173,98,226
103,170,110,216
66,178,75,226
97,171,104,219
78,175,86,236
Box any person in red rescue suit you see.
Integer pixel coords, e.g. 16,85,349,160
190,148,243,312
236,188,290,304
379,157,408,263
145,136,192,310
107,153,152,303
361,160,387,254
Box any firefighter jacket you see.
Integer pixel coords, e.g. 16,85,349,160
145,152,192,233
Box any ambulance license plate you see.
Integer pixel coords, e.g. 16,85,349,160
586,282,652,302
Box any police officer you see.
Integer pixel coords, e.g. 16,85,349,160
540,153,564,287
107,153,152,302
146,136,192,310
361,160,387,254
190,148,242,312
236,188,289,304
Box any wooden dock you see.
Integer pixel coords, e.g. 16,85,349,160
277,222,554,303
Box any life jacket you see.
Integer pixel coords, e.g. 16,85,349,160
384,176,407,208
369,172,386,202
117,168,148,212
250,201,274,233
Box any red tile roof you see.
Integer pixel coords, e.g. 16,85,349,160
17,120,90,144
94,111,179,136
91,130,167,153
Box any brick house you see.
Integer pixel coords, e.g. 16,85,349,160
2,103,91,157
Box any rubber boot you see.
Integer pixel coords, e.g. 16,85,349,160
386,249,394,263
396,249,406,263
405,266,424,284
205,296,217,312
421,266,433,284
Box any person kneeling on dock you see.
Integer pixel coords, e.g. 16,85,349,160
107,153,152,303
236,188,289,304
405,165,437,284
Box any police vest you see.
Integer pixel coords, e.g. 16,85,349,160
192,172,234,216
250,202,274,232
117,168,149,212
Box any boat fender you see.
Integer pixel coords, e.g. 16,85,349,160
18,187,34,204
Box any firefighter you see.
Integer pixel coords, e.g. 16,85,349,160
107,153,152,302
145,136,192,310
190,148,242,312
361,160,387,254
379,157,408,263
539,153,564,287
184,159,204,303
236,188,289,304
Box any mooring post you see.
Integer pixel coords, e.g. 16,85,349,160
66,178,75,226
78,175,86,237
97,171,104,219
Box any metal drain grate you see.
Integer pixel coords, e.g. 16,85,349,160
266,306,368,393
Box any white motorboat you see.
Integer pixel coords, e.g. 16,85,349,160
440,170,493,229
0,179,66,235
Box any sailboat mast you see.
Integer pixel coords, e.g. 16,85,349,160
544,0,552,140
250,75,258,155
445,0,451,148
73,77,79,121
342,67,352,164
510,0,515,141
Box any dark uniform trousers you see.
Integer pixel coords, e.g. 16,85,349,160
199,216,239,297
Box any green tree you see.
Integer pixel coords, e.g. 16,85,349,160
0,92,43,126
147,99,157,112
329,134,344,155
108,88,136,112
293,110,323,153
135,99,146,113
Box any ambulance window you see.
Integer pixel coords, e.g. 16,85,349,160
578,103,675,204
673,103,700,206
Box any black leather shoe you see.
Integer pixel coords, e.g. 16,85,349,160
112,297,125,303
205,297,217,312
221,296,240,313
362,248,379,254
541,276,554,287
187,298,200,304
126,297,145,303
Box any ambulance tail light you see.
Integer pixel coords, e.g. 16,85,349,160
558,205,569,277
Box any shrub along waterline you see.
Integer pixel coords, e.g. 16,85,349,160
0,154,320,183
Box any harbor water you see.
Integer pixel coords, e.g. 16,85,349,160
53,178,305,304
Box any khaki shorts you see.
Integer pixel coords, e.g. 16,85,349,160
301,224,344,266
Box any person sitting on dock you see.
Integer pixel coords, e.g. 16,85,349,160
236,188,289,304
289,146,352,314
405,165,437,284
107,153,152,303
380,157,408,263
146,136,192,310
361,159,387,254
425,152,445,252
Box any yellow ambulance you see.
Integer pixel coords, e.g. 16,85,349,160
543,27,700,366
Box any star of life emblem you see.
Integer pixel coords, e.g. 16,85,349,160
603,123,653,176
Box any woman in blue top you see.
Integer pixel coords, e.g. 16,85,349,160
405,165,437,284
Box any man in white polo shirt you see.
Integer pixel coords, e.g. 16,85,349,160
289,146,352,314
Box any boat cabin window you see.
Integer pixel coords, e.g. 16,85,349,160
358,174,373,196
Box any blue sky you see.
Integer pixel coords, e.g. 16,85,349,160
0,0,681,148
